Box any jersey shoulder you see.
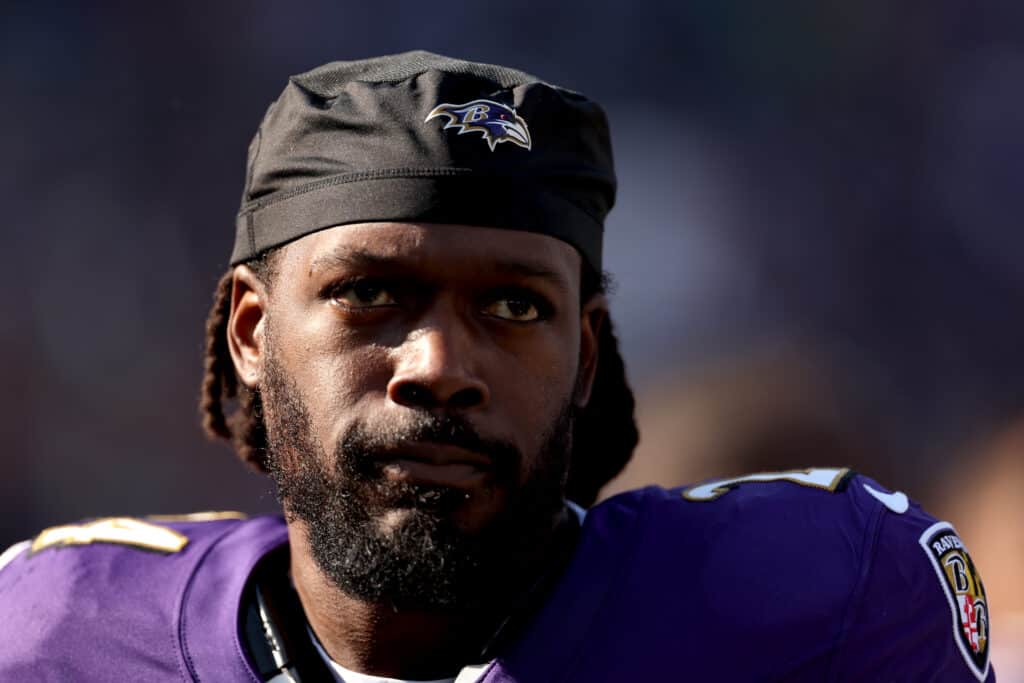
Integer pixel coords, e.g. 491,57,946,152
0,512,284,681
595,467,891,557
576,469,994,681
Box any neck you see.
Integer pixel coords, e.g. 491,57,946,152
287,510,574,680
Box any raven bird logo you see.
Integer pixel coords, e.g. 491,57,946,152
425,99,532,152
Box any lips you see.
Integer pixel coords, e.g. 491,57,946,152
378,442,494,488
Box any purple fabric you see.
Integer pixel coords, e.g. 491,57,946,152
0,516,287,681
483,477,995,682
178,517,288,681
0,475,995,681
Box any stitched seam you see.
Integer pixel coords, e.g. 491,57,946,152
173,597,187,683
290,69,537,90
823,493,887,682
239,168,607,227
240,168,475,212
241,177,606,233
176,522,251,682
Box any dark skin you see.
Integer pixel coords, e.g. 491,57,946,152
227,222,606,678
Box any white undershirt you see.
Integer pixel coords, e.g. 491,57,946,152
310,630,462,683
311,503,587,683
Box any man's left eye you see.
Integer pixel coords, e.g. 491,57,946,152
482,296,542,322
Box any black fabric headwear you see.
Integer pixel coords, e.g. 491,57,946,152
231,50,616,270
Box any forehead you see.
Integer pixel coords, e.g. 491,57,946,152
278,222,582,284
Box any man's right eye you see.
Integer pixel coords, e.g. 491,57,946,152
329,280,397,308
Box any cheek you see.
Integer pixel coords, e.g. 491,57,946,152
490,329,579,440
271,313,393,438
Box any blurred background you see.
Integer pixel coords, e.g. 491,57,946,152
2,0,1021,674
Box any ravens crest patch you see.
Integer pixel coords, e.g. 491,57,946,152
425,99,532,152
919,522,990,681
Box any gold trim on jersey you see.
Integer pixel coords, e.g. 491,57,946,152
146,510,248,522
31,517,189,554
682,467,851,502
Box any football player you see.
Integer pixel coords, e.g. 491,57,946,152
0,51,995,682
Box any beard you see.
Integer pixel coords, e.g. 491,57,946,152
260,349,576,613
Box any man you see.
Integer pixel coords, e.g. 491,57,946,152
0,51,994,681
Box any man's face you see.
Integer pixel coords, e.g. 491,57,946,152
232,223,603,609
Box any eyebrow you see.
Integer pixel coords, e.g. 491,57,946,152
308,248,571,293
308,249,394,276
488,259,570,294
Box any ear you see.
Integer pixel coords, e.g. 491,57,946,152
574,294,608,407
227,264,268,389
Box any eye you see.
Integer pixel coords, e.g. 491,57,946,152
481,292,548,322
329,280,397,308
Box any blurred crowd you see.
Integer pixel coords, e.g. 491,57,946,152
2,1,1021,675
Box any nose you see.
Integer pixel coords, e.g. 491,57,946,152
387,322,490,412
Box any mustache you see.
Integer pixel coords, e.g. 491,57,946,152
338,412,521,482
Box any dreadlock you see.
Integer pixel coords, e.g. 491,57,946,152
199,254,638,506
565,265,639,505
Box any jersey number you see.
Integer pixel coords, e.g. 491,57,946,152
682,467,850,502
31,517,189,554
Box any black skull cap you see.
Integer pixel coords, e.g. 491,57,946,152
231,50,616,270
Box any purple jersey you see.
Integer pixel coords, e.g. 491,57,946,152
0,470,995,681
